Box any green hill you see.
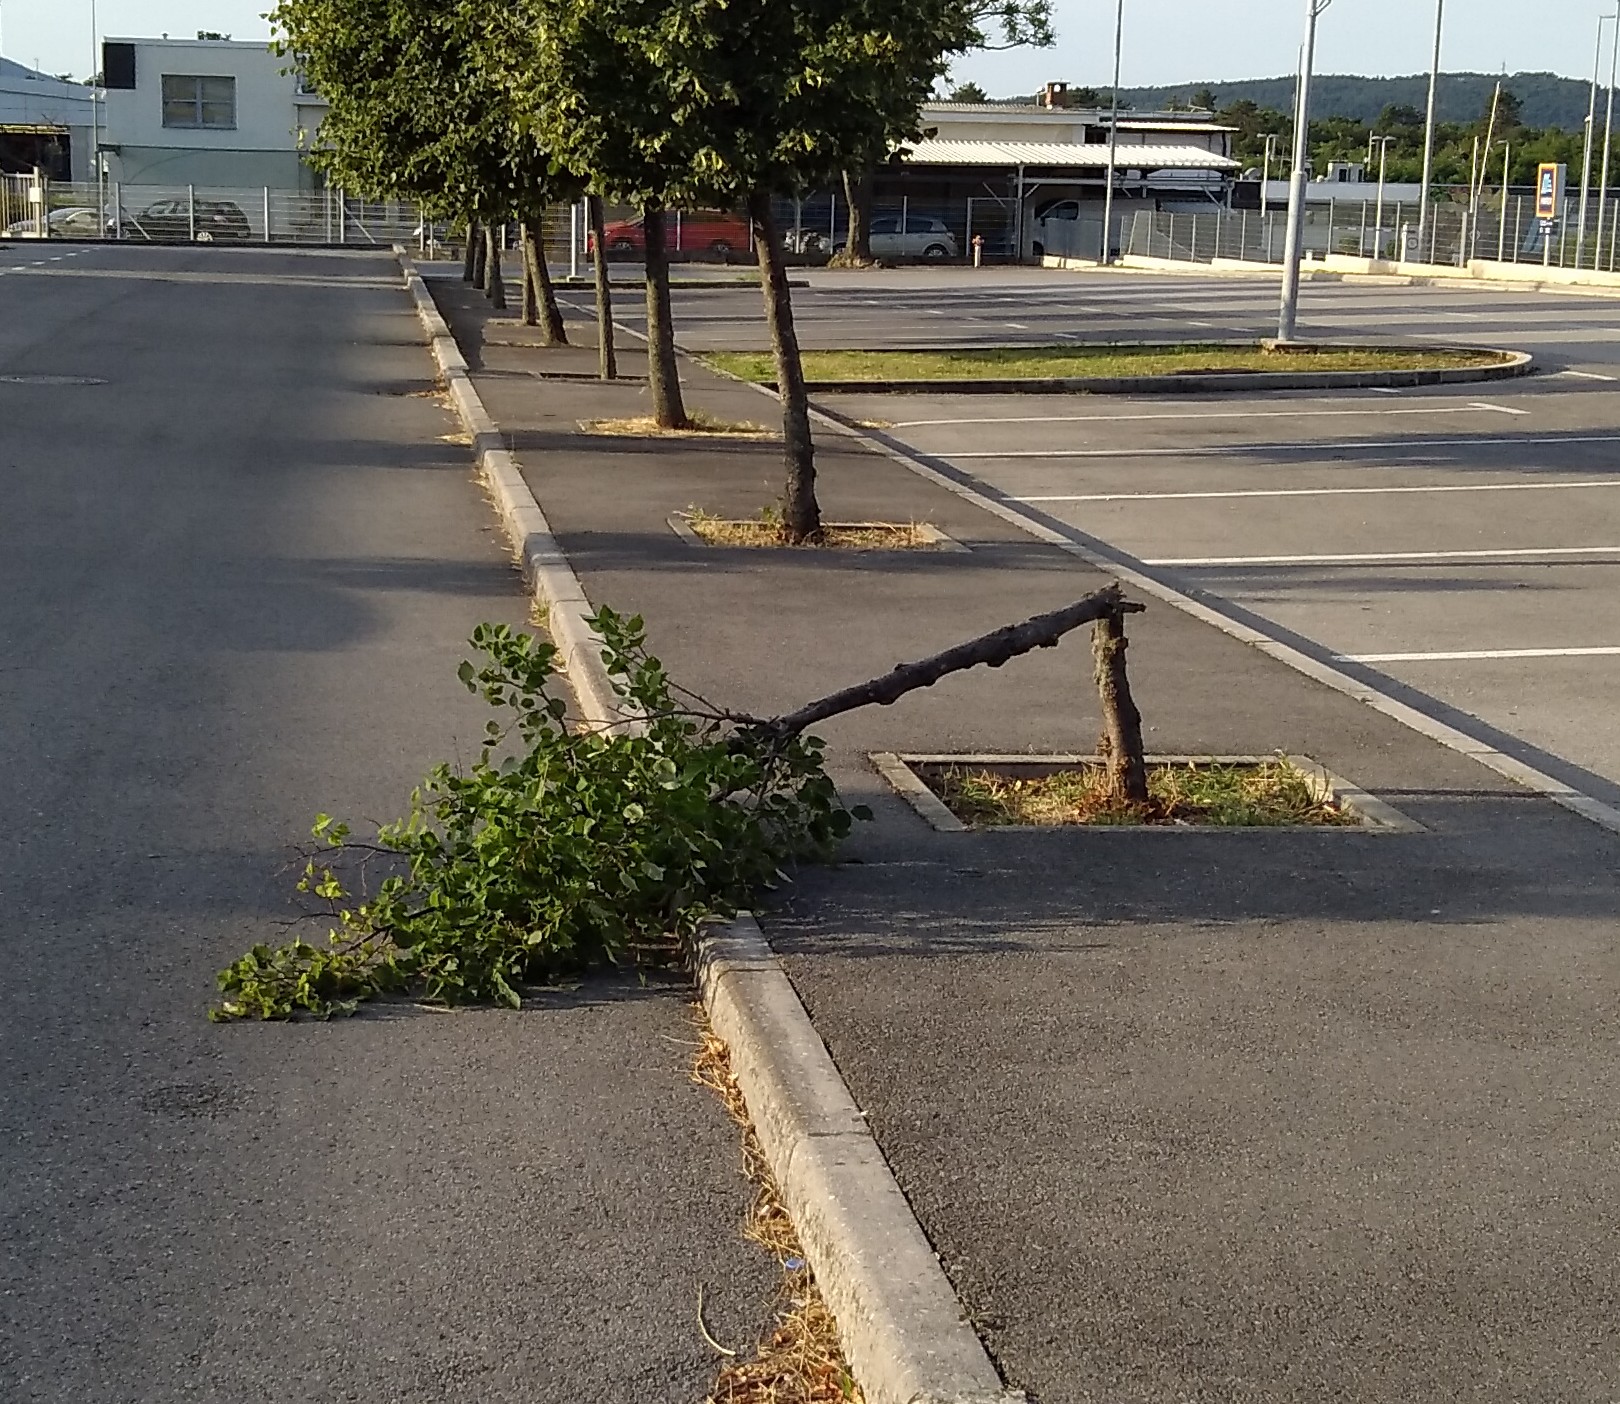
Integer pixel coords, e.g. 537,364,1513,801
1110,72,1590,131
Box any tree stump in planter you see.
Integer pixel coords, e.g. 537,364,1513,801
1093,611,1148,803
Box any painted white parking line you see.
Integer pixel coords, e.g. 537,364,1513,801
1558,369,1619,381
947,432,1620,460
1019,478,1620,504
1342,646,1620,662
890,402,1527,429
1367,386,1401,394
1146,546,1620,567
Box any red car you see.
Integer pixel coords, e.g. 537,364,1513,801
593,210,752,255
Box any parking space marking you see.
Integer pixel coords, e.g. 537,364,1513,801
1145,546,1620,567
1018,478,1620,504
889,401,1527,429
1559,369,1619,381
947,432,1620,460
1342,646,1620,662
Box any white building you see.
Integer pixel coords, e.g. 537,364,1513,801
1,57,97,180
99,36,326,188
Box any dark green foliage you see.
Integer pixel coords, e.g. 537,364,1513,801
213,612,861,1020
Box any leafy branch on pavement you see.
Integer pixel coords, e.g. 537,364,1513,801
212,609,859,1020
213,587,1145,1020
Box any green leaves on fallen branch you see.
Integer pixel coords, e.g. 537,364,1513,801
213,609,861,1020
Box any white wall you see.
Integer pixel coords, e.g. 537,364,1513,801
101,38,325,187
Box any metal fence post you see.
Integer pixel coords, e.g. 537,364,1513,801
188,184,196,241
829,190,837,246
112,180,122,239
338,189,346,244
1513,195,1522,261
965,197,974,255
901,195,908,242
263,187,271,244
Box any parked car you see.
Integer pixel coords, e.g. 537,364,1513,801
592,210,751,255
119,198,253,242
835,216,958,259
2,205,104,239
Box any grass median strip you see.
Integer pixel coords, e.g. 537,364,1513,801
928,758,1358,828
705,344,1506,383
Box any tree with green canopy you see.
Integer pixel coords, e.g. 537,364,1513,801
523,0,971,537
836,0,1055,266
272,0,572,344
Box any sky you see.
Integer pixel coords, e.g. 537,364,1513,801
0,0,1609,90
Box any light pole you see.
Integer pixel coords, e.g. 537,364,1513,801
1598,11,1620,268
1367,133,1394,256
89,0,101,224
1578,14,1612,267
1417,0,1444,260
1277,0,1331,343
1099,0,1124,264
1261,132,1280,217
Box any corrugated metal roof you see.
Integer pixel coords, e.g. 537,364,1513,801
902,140,1238,172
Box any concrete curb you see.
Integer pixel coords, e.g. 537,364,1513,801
392,246,1025,1404
395,246,622,729
697,916,1025,1404
736,347,1533,397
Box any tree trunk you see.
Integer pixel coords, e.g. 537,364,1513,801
471,221,488,289
838,167,875,266
642,205,687,429
485,224,506,310
523,220,567,346
1092,612,1149,803
519,221,539,325
587,196,617,381
748,189,820,543
462,219,479,282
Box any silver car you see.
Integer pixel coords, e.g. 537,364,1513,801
2,205,104,239
837,216,959,259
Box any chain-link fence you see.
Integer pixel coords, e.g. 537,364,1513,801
1115,190,1620,274
3,178,1023,263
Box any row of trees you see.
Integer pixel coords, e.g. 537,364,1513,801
1217,90,1589,190
276,0,1051,543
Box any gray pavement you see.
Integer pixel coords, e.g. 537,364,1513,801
579,265,1620,808
0,244,772,1403
429,267,1620,1403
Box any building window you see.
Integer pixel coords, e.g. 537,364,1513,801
160,74,236,129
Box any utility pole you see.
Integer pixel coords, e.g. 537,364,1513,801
1367,133,1394,255
1579,17,1609,268
1599,11,1620,269
1099,0,1124,264
1277,0,1331,343
89,0,101,220
1417,0,1444,259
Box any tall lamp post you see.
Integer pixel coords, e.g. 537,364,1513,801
1261,132,1280,217
1367,133,1394,256
1277,0,1332,343
1577,14,1612,267
1099,0,1124,264
1417,0,1444,260
1598,10,1620,269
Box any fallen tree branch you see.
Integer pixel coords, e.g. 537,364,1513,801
756,584,1143,739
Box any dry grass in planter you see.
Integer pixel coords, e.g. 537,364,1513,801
692,1023,864,1404
931,758,1358,828
577,410,775,438
683,508,934,550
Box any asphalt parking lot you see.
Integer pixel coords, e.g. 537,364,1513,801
632,267,1620,812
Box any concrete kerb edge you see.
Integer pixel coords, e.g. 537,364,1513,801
696,916,1027,1404
392,247,1026,1404
801,400,1620,842
395,246,622,730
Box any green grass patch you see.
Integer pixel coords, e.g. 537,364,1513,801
927,759,1358,828
705,343,1504,383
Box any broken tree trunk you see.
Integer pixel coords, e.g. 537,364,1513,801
1092,611,1149,803
759,585,1143,739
